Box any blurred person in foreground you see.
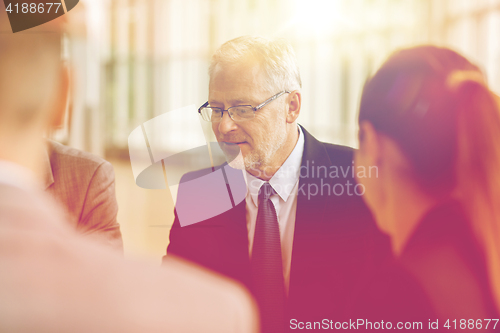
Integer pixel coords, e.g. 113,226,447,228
352,45,500,323
0,6,257,333
166,35,390,332
43,131,123,250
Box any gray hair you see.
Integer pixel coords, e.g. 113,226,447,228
209,36,302,93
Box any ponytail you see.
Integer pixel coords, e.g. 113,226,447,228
450,72,500,313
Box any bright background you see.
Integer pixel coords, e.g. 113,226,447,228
55,0,500,263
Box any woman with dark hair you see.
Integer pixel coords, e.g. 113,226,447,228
352,46,500,324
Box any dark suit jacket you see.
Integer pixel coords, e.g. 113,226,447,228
165,126,390,328
43,140,123,250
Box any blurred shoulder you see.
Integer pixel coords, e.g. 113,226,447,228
0,183,69,233
301,125,355,165
48,140,113,175
322,141,355,162
163,255,258,332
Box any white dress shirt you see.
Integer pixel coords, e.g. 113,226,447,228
244,126,305,294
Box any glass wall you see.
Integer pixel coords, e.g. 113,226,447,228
60,0,500,154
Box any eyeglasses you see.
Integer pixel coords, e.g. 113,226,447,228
198,91,290,123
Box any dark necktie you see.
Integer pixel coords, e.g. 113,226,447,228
251,182,285,333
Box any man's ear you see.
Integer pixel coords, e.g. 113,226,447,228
358,121,381,167
49,64,70,129
286,90,301,123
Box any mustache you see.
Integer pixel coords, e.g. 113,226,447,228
217,135,248,143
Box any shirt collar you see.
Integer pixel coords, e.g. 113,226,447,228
245,126,305,206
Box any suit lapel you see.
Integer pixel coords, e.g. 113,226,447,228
289,127,332,296
294,126,332,231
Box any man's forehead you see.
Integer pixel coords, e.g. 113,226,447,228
208,90,261,104
210,59,264,84
209,61,269,103
214,55,262,73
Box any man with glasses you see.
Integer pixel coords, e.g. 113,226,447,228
166,36,389,332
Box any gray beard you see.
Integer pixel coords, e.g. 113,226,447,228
243,126,287,173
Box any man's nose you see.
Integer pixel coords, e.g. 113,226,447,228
217,111,238,134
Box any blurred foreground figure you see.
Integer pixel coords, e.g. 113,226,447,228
353,46,500,323
0,7,257,333
44,139,123,251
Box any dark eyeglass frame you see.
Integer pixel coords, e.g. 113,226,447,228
198,90,291,122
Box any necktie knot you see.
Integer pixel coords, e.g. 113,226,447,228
259,182,275,202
